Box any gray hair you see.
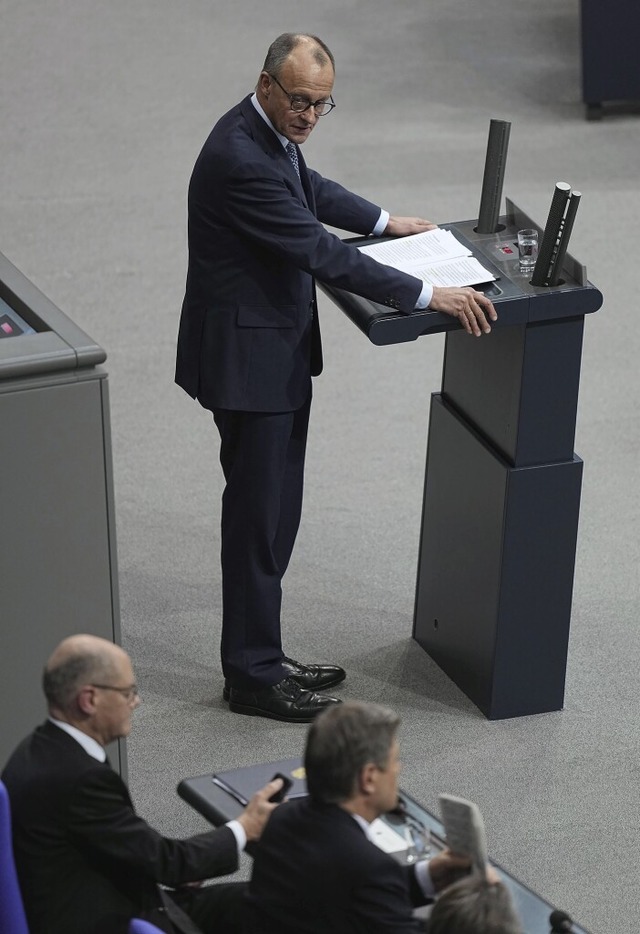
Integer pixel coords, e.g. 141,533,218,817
262,33,335,77
43,650,116,712
427,877,523,934
304,701,400,804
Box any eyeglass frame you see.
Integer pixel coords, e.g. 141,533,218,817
267,73,336,116
90,683,139,702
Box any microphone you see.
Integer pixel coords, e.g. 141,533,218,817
388,797,408,818
549,909,573,932
476,119,511,234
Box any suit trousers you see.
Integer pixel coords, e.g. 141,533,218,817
213,392,311,689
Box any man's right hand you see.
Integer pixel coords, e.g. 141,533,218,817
237,778,284,842
427,849,471,892
429,286,497,337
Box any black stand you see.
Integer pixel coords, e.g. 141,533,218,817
320,199,602,719
581,0,640,120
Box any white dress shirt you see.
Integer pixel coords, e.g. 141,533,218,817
351,811,436,899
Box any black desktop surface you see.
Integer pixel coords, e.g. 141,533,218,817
319,210,602,347
178,760,591,934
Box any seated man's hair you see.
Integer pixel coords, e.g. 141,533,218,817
43,651,115,712
304,701,400,804
427,876,523,934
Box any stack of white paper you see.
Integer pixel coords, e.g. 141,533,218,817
358,228,495,289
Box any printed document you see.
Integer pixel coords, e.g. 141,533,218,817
438,793,488,873
358,228,495,289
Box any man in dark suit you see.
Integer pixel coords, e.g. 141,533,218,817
1,634,282,934
244,701,471,933
176,33,497,723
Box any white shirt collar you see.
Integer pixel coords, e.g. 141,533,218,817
350,811,375,841
250,92,289,150
49,717,107,763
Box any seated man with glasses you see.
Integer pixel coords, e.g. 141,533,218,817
1,634,282,934
176,32,498,726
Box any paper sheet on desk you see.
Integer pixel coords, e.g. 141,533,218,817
358,228,495,289
369,817,411,855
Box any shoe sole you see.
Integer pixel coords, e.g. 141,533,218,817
223,671,346,704
228,700,328,722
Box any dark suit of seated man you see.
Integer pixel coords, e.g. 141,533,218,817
1,634,282,934
244,700,470,934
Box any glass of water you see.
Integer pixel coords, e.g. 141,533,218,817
517,228,538,272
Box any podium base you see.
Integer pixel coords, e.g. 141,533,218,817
413,395,583,719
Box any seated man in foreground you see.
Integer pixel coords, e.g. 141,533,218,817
244,700,471,933
1,634,282,934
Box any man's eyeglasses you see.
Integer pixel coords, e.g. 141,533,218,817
90,683,139,702
268,74,335,116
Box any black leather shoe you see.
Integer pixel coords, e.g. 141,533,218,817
228,677,341,722
223,657,346,702
282,657,346,691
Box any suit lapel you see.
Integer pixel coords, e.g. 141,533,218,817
238,96,312,212
239,95,283,159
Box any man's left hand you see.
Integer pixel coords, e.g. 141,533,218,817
427,849,471,892
384,216,437,236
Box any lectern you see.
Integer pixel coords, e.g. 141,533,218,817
320,199,602,719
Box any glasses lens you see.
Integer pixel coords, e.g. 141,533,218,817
289,97,333,115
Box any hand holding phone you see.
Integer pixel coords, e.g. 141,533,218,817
268,772,293,803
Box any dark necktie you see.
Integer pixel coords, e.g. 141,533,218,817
286,141,300,178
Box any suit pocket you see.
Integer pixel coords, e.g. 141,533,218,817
237,304,297,328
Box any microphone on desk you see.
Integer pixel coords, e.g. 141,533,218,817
549,908,574,932
476,118,511,234
388,797,408,818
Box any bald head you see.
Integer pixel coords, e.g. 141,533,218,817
257,33,335,146
43,635,129,715
261,33,334,79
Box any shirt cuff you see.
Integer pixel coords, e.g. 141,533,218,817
371,209,389,237
415,282,433,309
414,859,437,899
226,819,246,855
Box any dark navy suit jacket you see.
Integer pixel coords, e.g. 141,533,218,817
245,797,428,934
176,95,423,413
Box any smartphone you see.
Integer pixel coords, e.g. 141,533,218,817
268,772,293,803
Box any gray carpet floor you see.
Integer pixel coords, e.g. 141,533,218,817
2,2,639,932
